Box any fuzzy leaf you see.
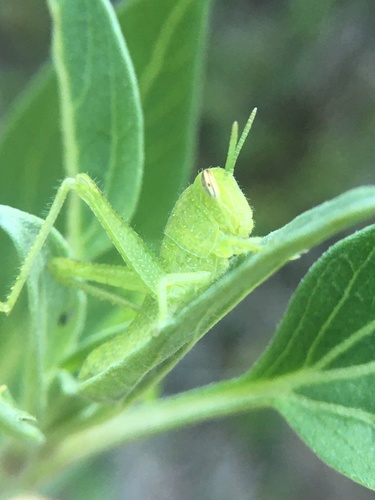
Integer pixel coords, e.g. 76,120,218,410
248,225,375,490
47,0,143,258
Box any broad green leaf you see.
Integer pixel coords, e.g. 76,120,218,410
0,206,84,418
249,226,375,379
247,225,375,490
0,386,44,444
47,0,143,258
275,396,375,490
123,0,212,246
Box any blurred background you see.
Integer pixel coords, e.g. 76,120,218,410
1,0,375,498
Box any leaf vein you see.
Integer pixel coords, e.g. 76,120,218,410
140,0,193,100
305,246,375,366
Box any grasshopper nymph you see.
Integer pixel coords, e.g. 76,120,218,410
1,109,261,402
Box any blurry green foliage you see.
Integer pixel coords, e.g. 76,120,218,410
0,1,375,499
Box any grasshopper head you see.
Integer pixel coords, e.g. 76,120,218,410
194,108,257,237
195,167,254,237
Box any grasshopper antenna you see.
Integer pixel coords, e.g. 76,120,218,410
224,121,238,174
225,107,257,174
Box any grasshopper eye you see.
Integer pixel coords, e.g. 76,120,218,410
201,170,220,198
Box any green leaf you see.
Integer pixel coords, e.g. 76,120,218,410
0,206,84,417
124,0,212,245
249,227,375,379
247,225,375,490
0,386,45,444
275,396,375,490
47,0,143,258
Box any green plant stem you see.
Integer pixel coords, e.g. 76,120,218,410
23,377,279,489
26,356,375,490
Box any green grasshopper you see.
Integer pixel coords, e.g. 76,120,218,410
0,109,261,403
